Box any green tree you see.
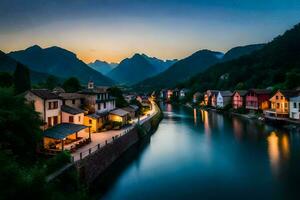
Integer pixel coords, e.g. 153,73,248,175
62,77,81,92
107,87,128,107
44,75,60,90
13,63,31,94
0,72,13,88
0,88,43,159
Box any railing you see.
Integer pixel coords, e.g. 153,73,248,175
71,125,136,162
71,101,159,163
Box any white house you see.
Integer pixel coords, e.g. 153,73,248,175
290,96,300,120
25,89,62,130
80,81,116,114
180,88,190,99
217,91,233,108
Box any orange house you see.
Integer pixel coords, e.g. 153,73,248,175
264,90,298,118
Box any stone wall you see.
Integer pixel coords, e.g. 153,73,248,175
74,109,161,184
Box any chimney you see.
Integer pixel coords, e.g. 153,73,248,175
88,80,94,89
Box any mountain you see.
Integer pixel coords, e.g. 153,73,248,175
107,54,158,85
88,60,117,75
141,54,177,73
181,23,300,92
0,50,58,84
222,44,265,62
134,50,223,89
9,45,114,86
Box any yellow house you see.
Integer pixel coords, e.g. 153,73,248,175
84,113,107,132
264,90,298,118
109,108,130,126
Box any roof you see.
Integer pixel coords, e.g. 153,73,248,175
122,106,137,113
233,90,248,97
278,90,300,98
43,123,87,139
59,93,84,100
248,89,272,95
129,104,139,111
109,108,130,117
79,87,108,94
30,89,60,100
61,105,84,115
194,92,201,96
86,112,108,119
219,91,233,97
52,87,65,94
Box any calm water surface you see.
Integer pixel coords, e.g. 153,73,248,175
96,104,300,200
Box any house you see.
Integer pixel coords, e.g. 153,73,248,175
232,90,248,109
109,109,130,126
61,105,85,125
25,89,62,130
180,88,190,99
290,96,300,120
84,112,108,132
245,89,272,111
173,89,180,98
59,93,84,109
217,91,233,108
193,92,201,104
167,89,173,101
160,89,167,100
122,105,139,119
264,90,299,118
43,123,90,152
79,81,116,114
204,90,219,106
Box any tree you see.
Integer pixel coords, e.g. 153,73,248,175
44,75,60,90
107,87,128,107
13,63,31,94
0,72,13,88
62,77,81,92
0,88,43,159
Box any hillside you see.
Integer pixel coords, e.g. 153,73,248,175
88,60,117,75
0,50,59,84
107,54,158,85
134,50,223,89
141,54,177,73
9,45,114,86
222,44,265,62
182,23,300,91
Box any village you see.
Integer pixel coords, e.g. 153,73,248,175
160,88,300,124
24,80,155,159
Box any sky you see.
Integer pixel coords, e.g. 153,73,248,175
0,0,300,63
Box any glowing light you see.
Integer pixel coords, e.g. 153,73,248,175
267,132,280,175
193,108,197,125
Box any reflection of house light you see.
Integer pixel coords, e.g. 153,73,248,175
201,110,210,134
267,132,279,175
232,118,242,140
281,134,290,160
193,109,197,125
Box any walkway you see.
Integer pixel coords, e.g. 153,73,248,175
71,100,158,161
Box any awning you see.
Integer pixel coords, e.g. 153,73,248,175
43,123,88,139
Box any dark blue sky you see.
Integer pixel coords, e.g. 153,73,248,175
1,0,300,62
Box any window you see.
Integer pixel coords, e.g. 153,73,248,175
48,102,52,109
104,102,106,109
72,99,75,104
276,103,280,109
78,116,81,122
89,119,92,124
69,116,74,123
48,117,52,127
97,94,100,100
53,116,58,125
276,96,279,100
281,96,284,100
294,102,297,109
285,103,288,108
62,100,65,105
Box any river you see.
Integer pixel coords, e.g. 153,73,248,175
94,104,300,200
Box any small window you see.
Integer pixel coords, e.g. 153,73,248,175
48,102,52,109
276,96,279,100
69,116,74,123
285,103,288,108
78,116,81,122
89,119,92,124
276,103,280,109
53,101,58,109
294,102,297,108
72,99,75,104
281,96,284,100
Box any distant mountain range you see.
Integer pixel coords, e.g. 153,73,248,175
0,50,57,83
180,23,300,91
107,53,176,85
88,60,118,75
8,45,114,86
134,44,265,90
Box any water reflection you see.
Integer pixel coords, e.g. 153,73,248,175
200,110,210,134
267,132,290,176
193,108,197,125
232,117,243,141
